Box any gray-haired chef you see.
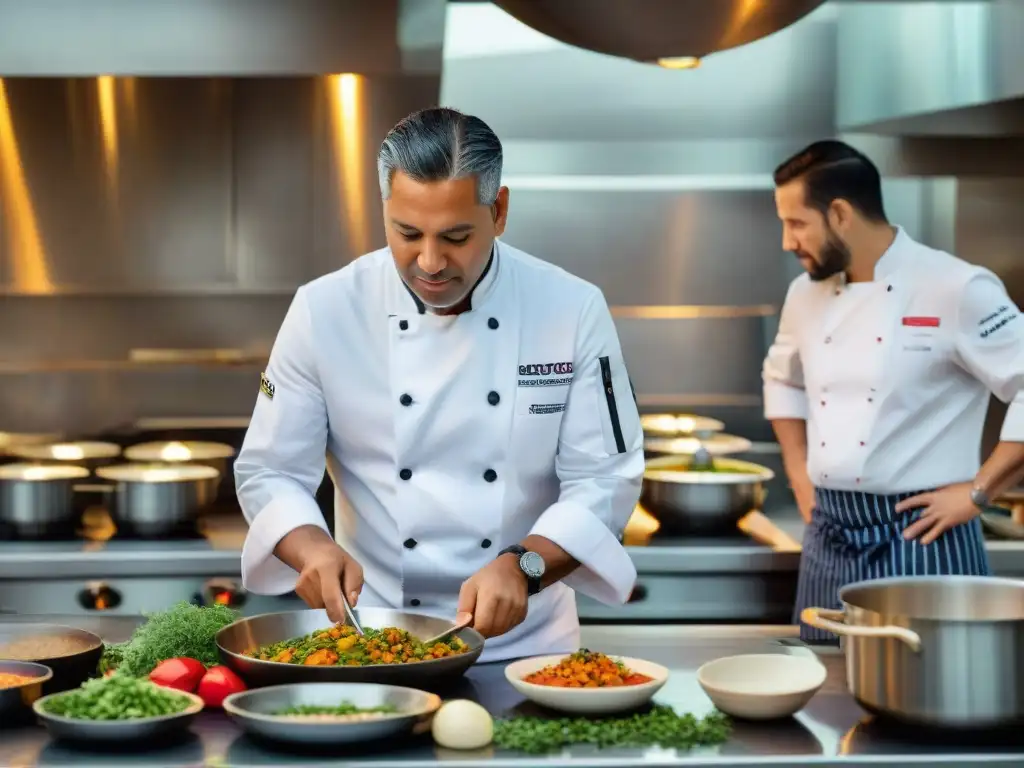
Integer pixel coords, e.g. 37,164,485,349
234,107,643,661
762,140,1024,642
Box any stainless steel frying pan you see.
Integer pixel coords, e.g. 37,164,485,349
216,608,484,689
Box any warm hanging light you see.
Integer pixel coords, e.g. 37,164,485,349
656,56,701,70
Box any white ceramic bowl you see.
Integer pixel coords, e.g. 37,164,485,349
504,654,669,715
697,653,826,720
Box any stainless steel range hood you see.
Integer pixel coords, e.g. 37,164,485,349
835,0,1024,135
0,0,445,76
489,0,828,63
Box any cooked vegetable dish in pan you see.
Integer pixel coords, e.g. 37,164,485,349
523,650,653,688
244,624,470,666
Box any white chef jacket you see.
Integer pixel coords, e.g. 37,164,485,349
235,240,643,662
763,226,1024,494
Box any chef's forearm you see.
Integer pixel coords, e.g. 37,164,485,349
273,524,337,572
975,441,1024,499
520,534,580,588
772,418,814,497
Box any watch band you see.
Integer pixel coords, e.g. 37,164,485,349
497,544,542,595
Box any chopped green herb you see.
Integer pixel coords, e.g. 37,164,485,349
492,705,730,754
274,702,398,716
41,672,192,721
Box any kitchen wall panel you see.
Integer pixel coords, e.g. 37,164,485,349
0,78,235,293
503,188,789,307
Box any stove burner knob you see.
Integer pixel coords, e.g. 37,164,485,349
627,584,648,604
77,584,122,611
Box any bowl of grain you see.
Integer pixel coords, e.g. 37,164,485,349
0,624,103,693
0,660,53,721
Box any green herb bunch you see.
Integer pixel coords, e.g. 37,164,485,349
101,601,238,677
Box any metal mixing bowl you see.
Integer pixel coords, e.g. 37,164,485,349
641,454,775,534
0,660,53,720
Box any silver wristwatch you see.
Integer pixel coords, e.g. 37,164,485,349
969,484,990,510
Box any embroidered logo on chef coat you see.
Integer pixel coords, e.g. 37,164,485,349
518,361,574,388
979,306,1018,338
259,372,275,400
529,403,566,415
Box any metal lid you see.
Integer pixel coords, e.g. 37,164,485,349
644,433,751,456
9,441,121,462
0,432,63,454
96,463,220,483
640,413,724,437
125,440,235,463
0,463,91,481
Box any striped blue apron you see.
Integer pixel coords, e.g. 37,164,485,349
794,487,992,643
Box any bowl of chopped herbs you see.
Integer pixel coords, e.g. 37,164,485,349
33,671,203,742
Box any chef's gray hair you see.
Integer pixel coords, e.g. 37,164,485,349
378,107,502,205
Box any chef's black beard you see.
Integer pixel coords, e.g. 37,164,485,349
805,229,851,282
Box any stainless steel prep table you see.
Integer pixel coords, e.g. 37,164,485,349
0,618,1021,767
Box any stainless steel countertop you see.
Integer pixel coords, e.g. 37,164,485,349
0,618,1021,767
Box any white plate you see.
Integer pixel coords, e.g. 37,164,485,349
504,654,669,715
697,654,826,720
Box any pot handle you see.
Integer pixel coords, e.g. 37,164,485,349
800,607,922,652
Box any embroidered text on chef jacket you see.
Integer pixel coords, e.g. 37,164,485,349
235,241,644,663
763,227,1024,494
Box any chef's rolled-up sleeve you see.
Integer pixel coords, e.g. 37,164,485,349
763,280,809,420
235,285,331,594
954,272,1024,442
529,289,643,605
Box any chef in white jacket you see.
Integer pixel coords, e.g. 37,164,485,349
762,140,1024,642
235,107,643,662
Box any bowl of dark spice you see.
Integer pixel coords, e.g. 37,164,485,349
33,671,203,742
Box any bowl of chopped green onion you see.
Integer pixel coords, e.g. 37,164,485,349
32,671,203,742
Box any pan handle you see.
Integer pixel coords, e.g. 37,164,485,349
800,607,922,652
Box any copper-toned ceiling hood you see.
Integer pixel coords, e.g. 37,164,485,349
490,0,827,65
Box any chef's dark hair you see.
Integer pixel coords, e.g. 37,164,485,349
774,140,888,223
378,107,503,205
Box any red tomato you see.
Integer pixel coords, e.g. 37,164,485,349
149,657,206,692
197,665,246,708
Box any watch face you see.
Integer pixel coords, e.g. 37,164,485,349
520,551,545,579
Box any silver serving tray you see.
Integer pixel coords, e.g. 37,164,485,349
32,683,203,742
223,682,441,745
216,608,484,688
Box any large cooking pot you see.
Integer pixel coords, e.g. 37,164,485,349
8,441,121,472
93,463,220,536
802,575,1024,729
124,440,235,501
0,463,91,538
641,454,774,534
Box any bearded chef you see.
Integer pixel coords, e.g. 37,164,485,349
234,107,643,661
762,140,1024,642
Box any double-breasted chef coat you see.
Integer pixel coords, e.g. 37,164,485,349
763,226,1024,639
235,240,644,662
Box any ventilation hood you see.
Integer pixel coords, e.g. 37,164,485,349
489,0,827,63
0,0,445,76
835,0,1024,135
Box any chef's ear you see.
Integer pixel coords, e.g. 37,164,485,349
491,186,510,236
826,198,855,233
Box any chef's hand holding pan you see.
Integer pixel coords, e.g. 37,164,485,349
276,524,364,624
456,555,527,638
895,482,979,545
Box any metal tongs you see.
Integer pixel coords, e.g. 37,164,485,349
340,592,365,636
